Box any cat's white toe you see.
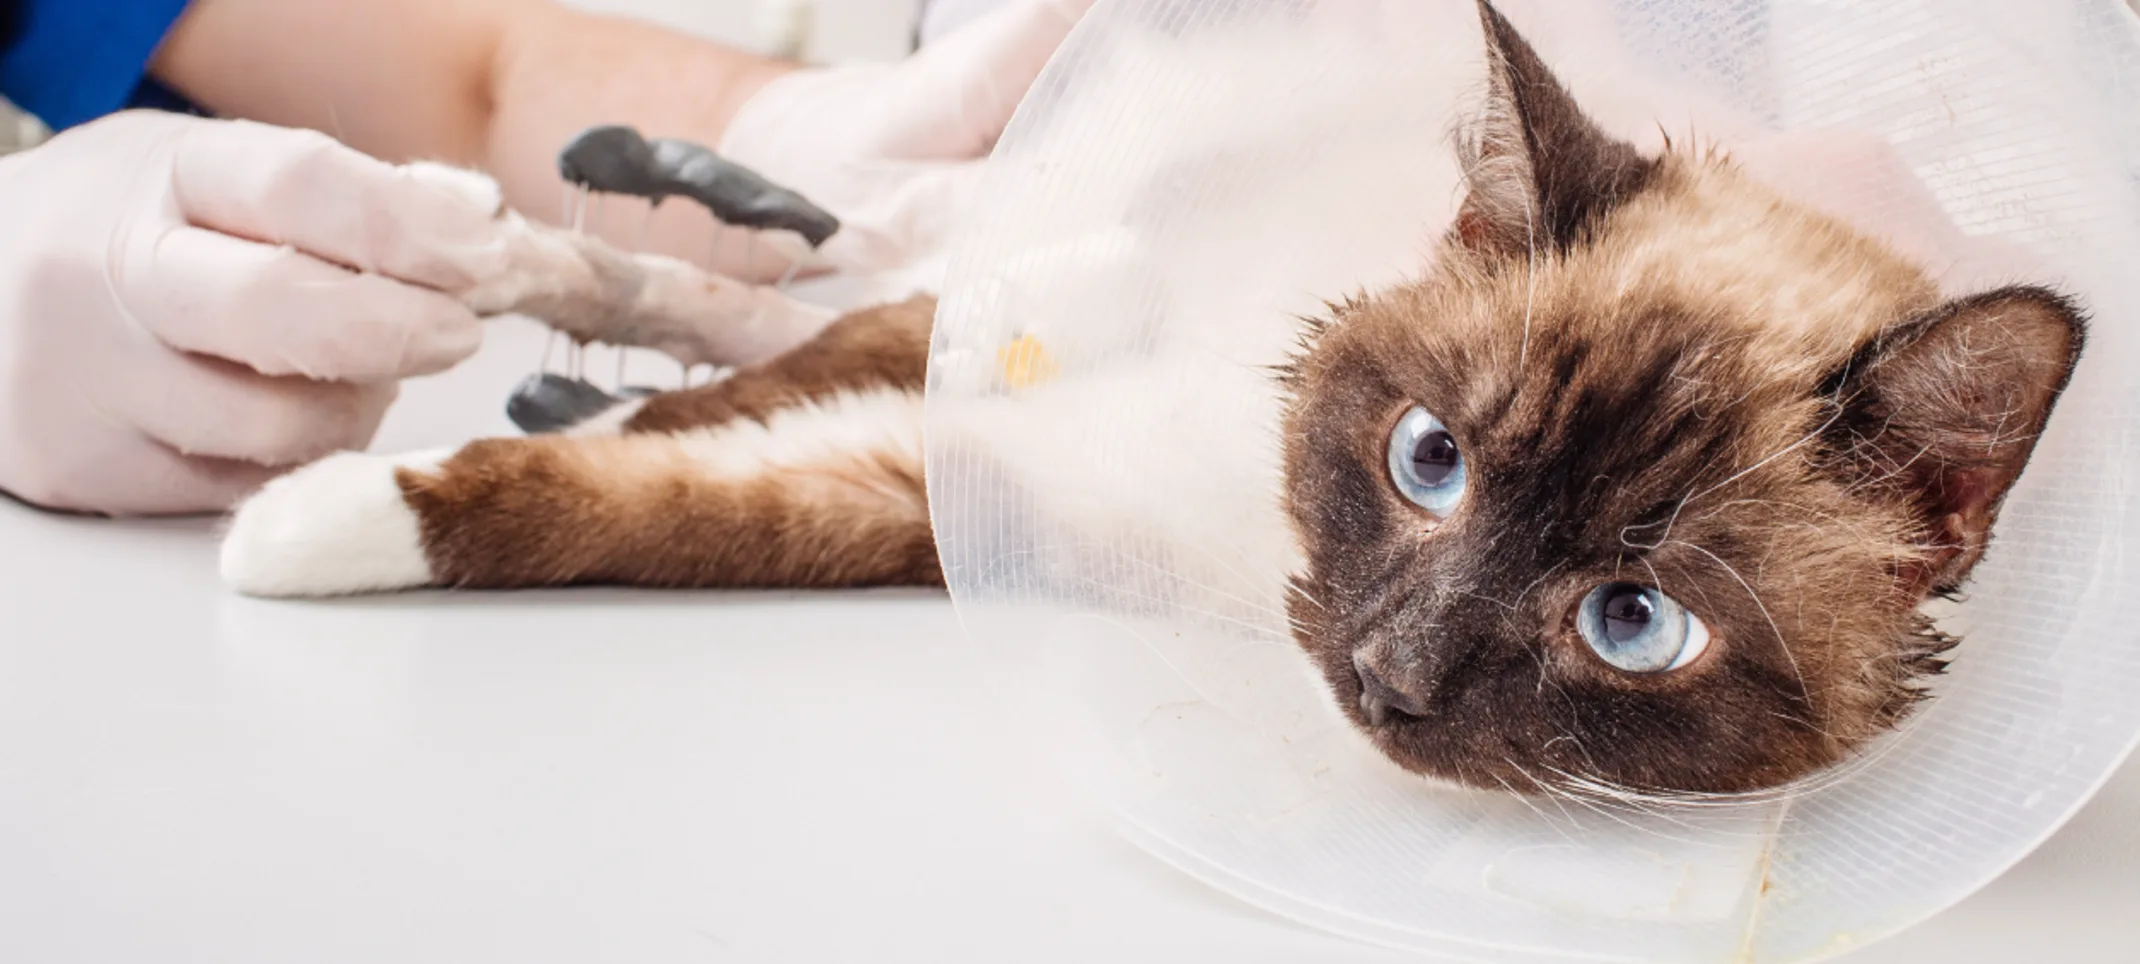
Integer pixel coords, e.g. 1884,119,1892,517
220,449,448,598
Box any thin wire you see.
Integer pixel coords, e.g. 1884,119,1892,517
549,184,591,383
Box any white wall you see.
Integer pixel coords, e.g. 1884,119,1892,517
560,0,923,63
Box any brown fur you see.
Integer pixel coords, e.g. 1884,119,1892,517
624,295,935,433
397,298,939,590
1276,1,2084,794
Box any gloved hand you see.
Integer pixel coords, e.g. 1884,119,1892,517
0,110,507,515
718,0,1098,276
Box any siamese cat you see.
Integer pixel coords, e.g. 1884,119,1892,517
221,1,2085,796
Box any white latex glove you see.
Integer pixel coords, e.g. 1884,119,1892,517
718,0,1097,275
0,111,506,516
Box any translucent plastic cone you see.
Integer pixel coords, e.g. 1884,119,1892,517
924,1,2140,960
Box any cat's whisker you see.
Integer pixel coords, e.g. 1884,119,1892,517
1541,771,1716,833
1669,404,1852,537
1040,561,1296,648
1556,727,1604,775
1516,628,1571,703
1513,765,1717,846
1768,710,1847,744
1512,558,1569,609
1525,640,1553,697
1288,582,1328,612
1495,772,1574,834
1672,539,1816,716
1504,773,1601,848
1620,491,1692,552
1451,585,1521,612
1510,763,1587,826
1636,556,1669,604
1552,740,1927,811
1543,769,1779,834
1032,533,1297,625
1120,479,1307,609
1117,548,1295,623
1518,185,1538,372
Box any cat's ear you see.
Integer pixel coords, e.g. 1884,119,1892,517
1453,0,1659,257
1823,286,2086,595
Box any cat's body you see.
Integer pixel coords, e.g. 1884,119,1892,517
223,2,2085,797
222,295,941,596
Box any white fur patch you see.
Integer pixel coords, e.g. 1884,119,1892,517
673,386,925,501
563,397,647,437
220,449,448,597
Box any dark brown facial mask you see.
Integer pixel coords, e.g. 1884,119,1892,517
1278,0,2086,796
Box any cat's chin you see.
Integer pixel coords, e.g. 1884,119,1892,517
1343,709,1841,800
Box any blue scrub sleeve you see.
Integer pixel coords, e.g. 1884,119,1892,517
0,0,203,131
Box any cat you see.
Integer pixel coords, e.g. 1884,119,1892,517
220,0,2085,797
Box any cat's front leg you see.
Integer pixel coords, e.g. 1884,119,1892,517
219,391,937,596
393,159,842,368
459,213,841,369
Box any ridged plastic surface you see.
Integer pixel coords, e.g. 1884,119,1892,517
924,1,2140,960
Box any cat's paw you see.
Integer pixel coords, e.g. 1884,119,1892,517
220,449,448,597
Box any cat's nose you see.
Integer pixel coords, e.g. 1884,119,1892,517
1353,649,1431,726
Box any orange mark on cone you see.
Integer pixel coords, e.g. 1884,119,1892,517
997,334,1058,389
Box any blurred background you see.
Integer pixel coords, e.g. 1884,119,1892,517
0,0,965,153
568,0,924,63
11,0,2140,155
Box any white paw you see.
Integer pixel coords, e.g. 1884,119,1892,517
220,449,448,597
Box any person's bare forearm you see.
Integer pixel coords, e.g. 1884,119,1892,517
150,0,795,240
479,3,797,252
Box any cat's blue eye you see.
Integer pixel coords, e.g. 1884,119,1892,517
1386,406,1466,516
1576,583,1711,673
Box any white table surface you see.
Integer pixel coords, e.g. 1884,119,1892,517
3,316,2134,964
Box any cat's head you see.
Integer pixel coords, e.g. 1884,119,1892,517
1279,0,2086,795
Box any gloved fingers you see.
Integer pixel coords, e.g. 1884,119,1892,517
19,436,284,517
168,119,508,294
125,225,485,383
0,387,284,516
99,348,399,468
114,447,286,517
816,160,980,272
892,0,1100,158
